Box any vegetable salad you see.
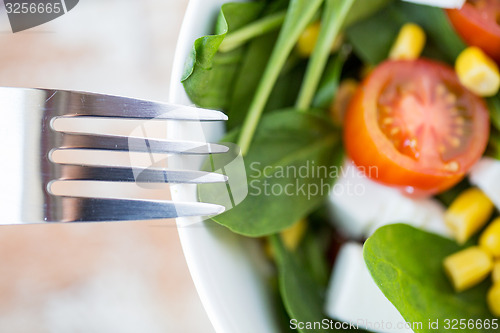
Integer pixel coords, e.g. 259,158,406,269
182,0,500,331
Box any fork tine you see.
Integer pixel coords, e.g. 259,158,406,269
49,197,225,222
54,133,229,154
47,90,228,121
53,165,228,183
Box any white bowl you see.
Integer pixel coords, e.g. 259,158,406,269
168,1,281,332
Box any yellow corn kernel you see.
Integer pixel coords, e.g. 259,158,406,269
455,46,500,97
487,283,500,317
265,219,307,259
330,79,358,125
445,188,494,244
493,261,500,283
296,22,343,57
388,23,426,60
281,219,307,251
480,218,500,257
443,246,493,292
264,239,273,259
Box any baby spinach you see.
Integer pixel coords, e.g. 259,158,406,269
295,0,392,110
237,0,324,155
219,10,286,53
312,47,350,109
485,94,500,160
346,1,465,65
181,2,265,110
199,109,343,237
343,0,392,28
488,94,500,132
364,224,496,333
296,0,355,110
270,234,332,333
237,0,392,152
226,30,300,130
271,234,361,333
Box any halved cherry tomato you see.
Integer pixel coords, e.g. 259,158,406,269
343,59,490,196
446,0,500,63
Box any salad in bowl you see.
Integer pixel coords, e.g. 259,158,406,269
170,0,500,332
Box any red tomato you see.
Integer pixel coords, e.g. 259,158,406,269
343,59,490,196
446,0,500,63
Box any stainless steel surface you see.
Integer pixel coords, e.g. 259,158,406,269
56,134,229,154
1,87,227,224
54,166,228,183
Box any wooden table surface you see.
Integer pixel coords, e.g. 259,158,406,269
0,1,216,332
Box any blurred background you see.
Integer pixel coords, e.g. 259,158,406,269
0,0,216,332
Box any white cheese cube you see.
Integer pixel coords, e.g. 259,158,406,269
328,161,401,238
469,157,500,210
328,160,451,239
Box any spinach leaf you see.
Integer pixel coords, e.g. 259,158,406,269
227,30,309,130
237,0,324,155
265,59,308,115
312,47,350,109
226,31,280,129
343,0,392,27
484,94,500,160
346,1,465,65
270,234,360,333
270,234,331,333
219,10,286,53
296,0,356,110
488,131,500,160
364,224,496,333
345,4,398,65
488,94,500,132
401,3,465,62
199,109,343,237
181,2,265,110
297,230,331,288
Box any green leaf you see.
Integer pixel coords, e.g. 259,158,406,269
270,234,361,333
364,224,496,333
343,0,392,27
346,1,466,65
400,3,465,62
181,2,265,109
270,234,331,333
219,10,287,53
237,0,324,155
297,231,331,288
488,93,500,131
312,47,350,109
296,0,356,110
199,110,343,237
226,30,281,129
488,131,500,160
345,4,398,65
485,94,500,160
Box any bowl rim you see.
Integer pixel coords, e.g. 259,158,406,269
168,1,280,332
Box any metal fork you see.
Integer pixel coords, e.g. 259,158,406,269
1,87,228,224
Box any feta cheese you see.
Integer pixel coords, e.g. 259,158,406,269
328,161,396,238
469,158,500,210
325,243,414,333
328,161,451,239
